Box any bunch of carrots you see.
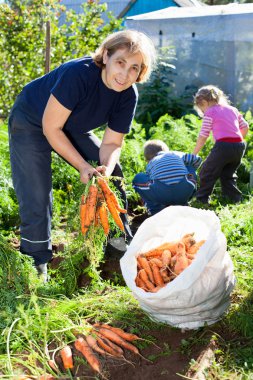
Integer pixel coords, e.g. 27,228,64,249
80,177,127,236
57,323,146,377
135,233,206,292
17,324,145,379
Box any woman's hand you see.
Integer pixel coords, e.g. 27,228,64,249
79,166,100,184
96,165,109,177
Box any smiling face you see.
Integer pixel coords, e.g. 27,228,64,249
101,48,143,92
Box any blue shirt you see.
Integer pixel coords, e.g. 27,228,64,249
17,57,138,134
146,151,202,185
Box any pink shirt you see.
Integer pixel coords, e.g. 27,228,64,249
199,104,248,141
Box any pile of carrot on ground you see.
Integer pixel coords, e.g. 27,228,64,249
57,323,145,377
80,176,126,236
17,324,145,379
135,233,206,292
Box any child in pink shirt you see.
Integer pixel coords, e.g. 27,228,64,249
193,85,249,204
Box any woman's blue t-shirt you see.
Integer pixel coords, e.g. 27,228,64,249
18,57,138,134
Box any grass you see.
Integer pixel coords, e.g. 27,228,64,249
1,115,253,378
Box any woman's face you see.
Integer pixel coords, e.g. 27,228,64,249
101,48,143,92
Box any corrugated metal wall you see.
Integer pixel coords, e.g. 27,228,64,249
126,13,253,111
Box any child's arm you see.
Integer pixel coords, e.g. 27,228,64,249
193,135,208,155
241,126,249,138
238,113,249,138
182,153,202,169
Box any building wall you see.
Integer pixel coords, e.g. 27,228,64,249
126,13,253,111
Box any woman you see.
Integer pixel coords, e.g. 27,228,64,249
8,30,156,280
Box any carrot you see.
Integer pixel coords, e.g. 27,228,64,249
39,375,55,380
60,345,74,369
94,324,141,342
80,195,88,235
149,257,163,268
143,241,179,258
174,251,189,275
94,206,100,227
137,256,154,283
155,241,180,256
94,331,124,357
86,334,112,356
135,276,147,290
187,240,206,255
182,232,196,251
97,178,125,231
170,255,177,267
85,184,99,226
160,268,171,283
98,202,110,235
176,241,186,255
186,253,196,260
143,249,164,258
97,328,140,355
161,250,171,267
138,269,155,291
149,261,164,286
74,337,102,374
151,285,165,293
97,177,127,214
107,203,125,231
48,359,58,372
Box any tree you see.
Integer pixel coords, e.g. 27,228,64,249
135,47,177,138
0,0,122,116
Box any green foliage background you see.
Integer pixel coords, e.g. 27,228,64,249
0,0,122,115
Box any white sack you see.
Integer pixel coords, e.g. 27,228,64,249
120,206,235,329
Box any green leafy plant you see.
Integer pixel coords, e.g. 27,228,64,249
135,47,177,138
0,0,122,116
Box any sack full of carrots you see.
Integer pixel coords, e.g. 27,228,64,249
120,206,235,330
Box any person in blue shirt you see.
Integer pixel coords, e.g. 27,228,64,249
8,30,156,281
132,140,202,215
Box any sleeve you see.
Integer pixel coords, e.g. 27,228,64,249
108,85,138,134
146,160,154,176
51,64,87,111
182,153,202,169
238,113,249,131
199,115,213,137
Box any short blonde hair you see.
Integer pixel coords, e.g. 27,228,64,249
92,30,156,83
144,140,169,161
194,85,230,108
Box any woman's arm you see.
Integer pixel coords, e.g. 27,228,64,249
193,135,208,155
42,94,99,184
98,127,124,177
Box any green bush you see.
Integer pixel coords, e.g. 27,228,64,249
0,0,122,116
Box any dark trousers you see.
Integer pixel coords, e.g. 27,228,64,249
132,168,196,215
196,141,246,203
8,108,132,265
